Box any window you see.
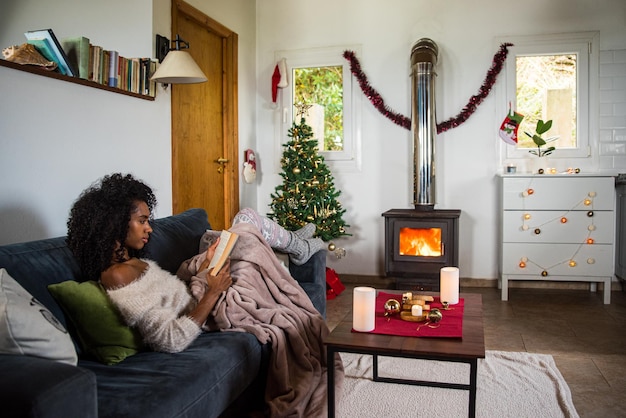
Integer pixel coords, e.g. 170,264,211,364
498,32,599,161
275,45,362,172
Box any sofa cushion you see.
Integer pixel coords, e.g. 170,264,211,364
3,354,97,418
0,269,77,366
80,331,264,418
48,280,144,365
0,236,82,329
146,208,211,275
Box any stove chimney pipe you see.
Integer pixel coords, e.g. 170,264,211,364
410,38,438,210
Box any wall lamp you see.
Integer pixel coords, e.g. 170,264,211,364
151,34,207,87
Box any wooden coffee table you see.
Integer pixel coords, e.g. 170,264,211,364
324,292,485,418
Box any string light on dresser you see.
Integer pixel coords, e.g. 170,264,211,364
517,183,598,277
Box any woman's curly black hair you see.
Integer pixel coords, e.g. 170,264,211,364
66,173,157,281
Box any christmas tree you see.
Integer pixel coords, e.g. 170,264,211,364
268,106,350,242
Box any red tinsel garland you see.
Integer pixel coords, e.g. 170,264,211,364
343,43,513,134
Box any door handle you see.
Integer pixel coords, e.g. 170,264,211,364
214,158,229,173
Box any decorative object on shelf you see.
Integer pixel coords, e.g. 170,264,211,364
24,29,75,76
2,43,56,70
440,266,460,305
151,34,207,87
506,164,517,173
353,287,376,332
343,42,512,133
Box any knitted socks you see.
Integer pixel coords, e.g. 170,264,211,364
232,208,324,265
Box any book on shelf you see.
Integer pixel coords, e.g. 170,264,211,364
108,50,118,87
25,29,75,77
62,36,89,79
208,230,239,276
89,45,102,82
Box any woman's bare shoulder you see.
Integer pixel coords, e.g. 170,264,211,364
101,259,148,290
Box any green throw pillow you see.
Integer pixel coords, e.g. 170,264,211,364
48,280,144,365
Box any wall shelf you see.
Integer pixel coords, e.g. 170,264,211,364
0,59,155,101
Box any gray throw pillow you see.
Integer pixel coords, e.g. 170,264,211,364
0,268,77,366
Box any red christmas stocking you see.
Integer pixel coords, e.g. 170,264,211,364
499,109,524,145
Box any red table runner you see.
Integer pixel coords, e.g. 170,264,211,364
353,291,464,338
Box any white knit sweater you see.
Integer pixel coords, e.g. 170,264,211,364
106,259,202,353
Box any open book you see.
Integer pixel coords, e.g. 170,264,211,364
208,230,239,276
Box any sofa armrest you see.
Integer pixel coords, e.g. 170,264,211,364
1,355,97,418
289,250,327,318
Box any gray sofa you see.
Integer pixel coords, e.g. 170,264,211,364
0,208,327,418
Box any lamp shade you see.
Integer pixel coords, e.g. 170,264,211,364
150,50,207,84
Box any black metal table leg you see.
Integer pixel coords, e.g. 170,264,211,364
468,358,478,418
327,346,335,418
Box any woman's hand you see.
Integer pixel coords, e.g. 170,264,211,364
207,258,232,294
188,251,232,328
198,237,220,272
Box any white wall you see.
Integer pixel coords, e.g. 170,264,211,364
255,0,626,280
0,0,257,244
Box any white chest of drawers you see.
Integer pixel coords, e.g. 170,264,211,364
498,174,615,304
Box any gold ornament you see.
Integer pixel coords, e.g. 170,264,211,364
427,308,443,323
293,167,301,174
384,299,401,317
328,242,336,251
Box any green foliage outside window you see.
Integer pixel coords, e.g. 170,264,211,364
515,54,577,150
293,66,344,151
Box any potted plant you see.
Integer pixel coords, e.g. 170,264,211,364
525,119,555,157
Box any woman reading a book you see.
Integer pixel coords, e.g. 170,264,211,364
67,173,338,417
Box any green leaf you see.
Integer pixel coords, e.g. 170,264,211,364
536,119,552,135
532,135,546,147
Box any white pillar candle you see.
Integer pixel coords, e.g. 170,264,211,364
440,266,460,305
411,304,423,316
353,287,376,332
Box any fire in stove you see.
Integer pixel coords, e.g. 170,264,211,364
398,227,442,257
383,209,460,290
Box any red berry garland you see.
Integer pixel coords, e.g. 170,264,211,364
343,43,513,134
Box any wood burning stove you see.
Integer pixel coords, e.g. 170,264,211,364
380,39,461,290
383,209,460,290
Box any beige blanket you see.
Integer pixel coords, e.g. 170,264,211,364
180,222,343,417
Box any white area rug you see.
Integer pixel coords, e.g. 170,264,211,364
338,351,579,418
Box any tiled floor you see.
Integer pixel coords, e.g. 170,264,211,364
326,283,626,418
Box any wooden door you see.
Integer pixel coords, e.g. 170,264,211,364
171,0,238,230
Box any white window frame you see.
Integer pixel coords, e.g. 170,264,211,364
496,32,599,162
275,45,362,172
